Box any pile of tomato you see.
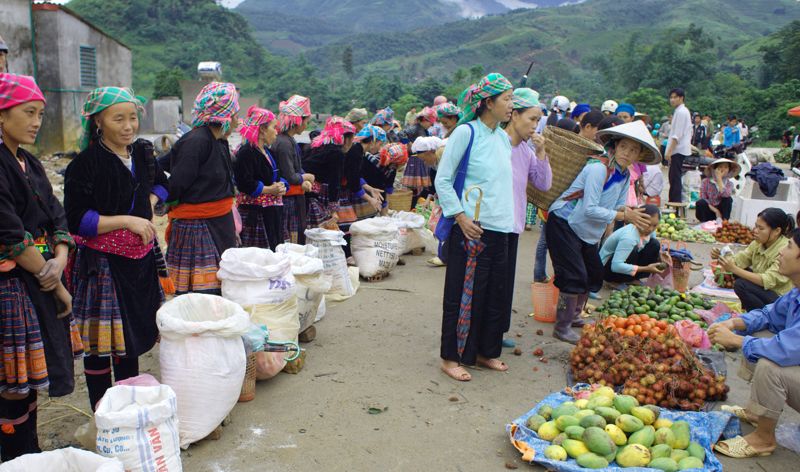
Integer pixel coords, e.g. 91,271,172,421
599,314,676,340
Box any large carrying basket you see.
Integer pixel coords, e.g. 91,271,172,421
527,126,604,210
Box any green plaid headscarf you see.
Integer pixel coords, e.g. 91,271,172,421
456,72,513,126
192,82,240,134
512,88,540,110
80,86,145,150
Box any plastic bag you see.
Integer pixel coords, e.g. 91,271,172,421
243,324,268,353
95,385,181,471
391,211,426,253
115,373,160,388
419,228,438,255
0,448,124,472
645,254,673,289
157,294,249,448
674,320,711,349
217,248,295,305
682,169,702,206
697,301,739,325
305,228,356,297
315,297,327,323
245,298,301,377
350,217,402,278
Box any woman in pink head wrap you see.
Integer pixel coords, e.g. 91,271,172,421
234,105,286,250
0,73,80,460
401,106,439,205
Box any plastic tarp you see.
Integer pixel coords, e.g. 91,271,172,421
507,389,740,472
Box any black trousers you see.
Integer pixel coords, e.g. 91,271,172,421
668,153,687,203
734,277,780,312
603,238,660,284
546,215,603,295
503,233,520,333
695,197,732,222
0,391,39,461
84,355,140,411
440,225,508,365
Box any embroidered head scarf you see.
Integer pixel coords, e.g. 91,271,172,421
354,124,387,143
435,102,461,119
239,105,276,146
512,88,540,110
311,116,356,148
456,72,513,125
371,107,394,126
379,143,408,167
80,86,145,150
417,106,438,125
277,94,311,133
0,74,45,111
191,82,240,134
344,108,368,123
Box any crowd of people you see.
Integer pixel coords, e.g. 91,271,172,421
1,66,799,463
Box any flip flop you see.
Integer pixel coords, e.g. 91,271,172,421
476,358,509,372
714,436,774,458
721,405,759,427
441,365,471,382
427,257,445,267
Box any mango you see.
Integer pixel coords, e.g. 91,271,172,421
613,394,639,414
562,438,590,459
587,395,614,410
650,444,673,459
616,414,645,433
591,386,616,401
575,409,596,420
544,444,567,461
565,425,585,440
670,421,691,450
552,403,579,420
552,433,567,446
648,457,679,472
678,456,704,470
574,399,589,409
631,406,657,425
579,414,607,429
654,418,673,430
628,425,656,447
604,424,628,446
555,415,580,432
616,444,652,467
644,404,661,421
686,442,705,461
655,427,676,447
582,426,617,456
595,406,621,424
526,414,546,431
538,404,553,420
537,421,560,441
670,449,689,463
576,452,609,469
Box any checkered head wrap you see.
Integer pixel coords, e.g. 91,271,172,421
371,107,394,126
344,108,368,123
0,74,46,111
239,105,276,146
191,82,240,133
311,116,356,149
457,72,513,125
80,86,145,150
435,102,461,119
354,124,387,143
277,94,311,133
512,88,540,110
379,143,408,167
417,106,438,125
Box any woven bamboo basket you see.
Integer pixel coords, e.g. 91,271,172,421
527,126,605,210
238,353,257,402
387,188,413,211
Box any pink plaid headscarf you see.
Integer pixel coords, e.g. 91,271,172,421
0,73,46,110
433,95,448,106
418,106,438,124
191,82,240,133
311,116,356,148
239,105,276,145
277,95,311,133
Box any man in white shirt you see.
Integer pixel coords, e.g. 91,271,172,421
664,88,692,203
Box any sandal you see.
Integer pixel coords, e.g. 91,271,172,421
427,257,445,267
441,365,471,382
476,357,509,372
721,405,759,427
714,436,774,458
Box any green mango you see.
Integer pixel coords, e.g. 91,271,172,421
655,427,676,447
562,439,590,459
552,404,579,420
544,445,567,461
648,457,679,472
555,415,580,432
670,449,689,463
526,414,546,431
565,425,586,440
594,406,621,424
616,444,652,467
613,395,639,414
686,442,705,461
650,444,673,459
678,456,705,470
538,405,553,420
670,421,691,450
582,426,617,457
576,453,609,469
579,414,607,429
616,414,645,433
628,425,656,447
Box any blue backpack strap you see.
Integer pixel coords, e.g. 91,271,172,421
453,123,475,199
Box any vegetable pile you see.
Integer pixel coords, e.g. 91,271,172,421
529,386,709,470
595,286,712,326
713,267,735,289
657,215,716,243
714,221,754,245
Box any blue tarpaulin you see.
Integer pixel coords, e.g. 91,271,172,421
507,389,741,471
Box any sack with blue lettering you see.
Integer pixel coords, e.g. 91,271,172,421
94,384,182,472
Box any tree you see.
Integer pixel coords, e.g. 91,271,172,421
392,94,423,122
624,88,670,120
152,67,184,98
760,21,800,86
342,46,354,76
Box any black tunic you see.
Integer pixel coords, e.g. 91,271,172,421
234,143,280,196
303,144,361,203
0,144,75,397
272,133,304,186
167,126,235,204
361,152,396,193
64,141,166,358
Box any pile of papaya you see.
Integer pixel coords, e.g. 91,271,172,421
596,285,713,328
528,386,706,471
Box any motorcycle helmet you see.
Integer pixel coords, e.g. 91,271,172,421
601,100,618,114
551,95,570,113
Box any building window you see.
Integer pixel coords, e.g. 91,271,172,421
79,46,97,88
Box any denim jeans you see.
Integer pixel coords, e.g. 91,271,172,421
533,222,548,282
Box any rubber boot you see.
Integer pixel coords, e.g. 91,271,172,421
553,293,580,344
572,293,590,328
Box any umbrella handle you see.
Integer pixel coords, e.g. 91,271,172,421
465,186,484,222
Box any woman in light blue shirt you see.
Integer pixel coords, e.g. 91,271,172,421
599,204,667,285
546,121,661,343
435,73,514,382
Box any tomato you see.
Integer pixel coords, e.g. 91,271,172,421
616,328,625,336
657,320,668,330
624,329,635,337
615,318,627,329
633,325,643,335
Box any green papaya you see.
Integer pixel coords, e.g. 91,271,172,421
670,421,691,450
648,457,679,472
655,427,676,447
616,414,645,433
526,414,546,432
628,425,656,447
576,452,609,469
582,426,617,457
650,444,672,459
678,456,704,470
555,415,580,432
579,414,607,429
595,406,621,424
565,425,585,440
686,442,705,461
562,438,590,459
613,395,639,414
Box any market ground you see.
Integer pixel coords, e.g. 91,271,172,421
37,226,800,471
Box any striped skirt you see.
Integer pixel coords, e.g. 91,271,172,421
337,187,378,230
167,219,223,294
306,183,335,229
238,205,283,251
282,195,307,244
401,155,431,191
0,278,49,395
